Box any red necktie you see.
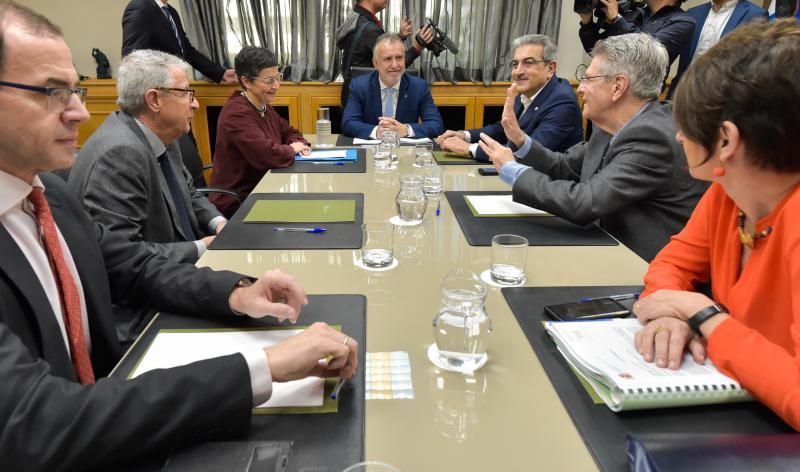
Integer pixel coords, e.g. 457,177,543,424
28,187,95,384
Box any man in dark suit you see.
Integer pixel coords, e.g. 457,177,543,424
0,3,357,469
121,0,237,83
667,0,767,99
436,34,583,162
69,49,229,345
341,33,444,139
480,33,708,262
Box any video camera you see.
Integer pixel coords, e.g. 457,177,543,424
573,0,643,23
416,18,459,57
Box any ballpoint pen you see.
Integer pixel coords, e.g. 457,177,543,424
331,378,347,400
273,227,327,233
579,293,640,302
435,200,441,216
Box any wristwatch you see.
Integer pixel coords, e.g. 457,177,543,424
607,14,622,25
235,277,254,288
687,303,728,336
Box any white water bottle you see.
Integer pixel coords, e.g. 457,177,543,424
316,107,333,147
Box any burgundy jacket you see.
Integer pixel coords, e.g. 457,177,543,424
210,91,307,216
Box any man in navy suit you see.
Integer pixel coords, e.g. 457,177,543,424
667,0,767,99
122,0,237,83
341,33,444,139
436,34,583,162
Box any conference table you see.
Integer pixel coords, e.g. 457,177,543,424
196,138,649,471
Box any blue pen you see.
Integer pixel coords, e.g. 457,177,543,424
579,293,640,302
331,378,347,399
311,161,345,165
435,200,441,216
273,227,327,233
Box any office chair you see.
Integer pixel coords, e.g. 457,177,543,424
177,133,242,209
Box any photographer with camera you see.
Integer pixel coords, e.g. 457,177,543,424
577,0,695,68
336,0,433,105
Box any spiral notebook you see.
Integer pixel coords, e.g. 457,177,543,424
544,318,752,412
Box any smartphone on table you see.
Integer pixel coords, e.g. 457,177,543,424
544,298,631,321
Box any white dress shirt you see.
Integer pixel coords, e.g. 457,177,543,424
694,1,739,59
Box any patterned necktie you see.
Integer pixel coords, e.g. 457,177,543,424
383,88,395,118
158,152,197,240
161,5,184,56
28,187,95,384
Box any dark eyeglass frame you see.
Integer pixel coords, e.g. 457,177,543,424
248,73,283,86
0,79,88,111
155,87,196,101
509,57,551,69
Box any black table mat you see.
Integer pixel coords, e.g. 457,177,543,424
210,193,364,250
501,286,792,472
270,148,366,174
445,191,618,247
113,294,367,472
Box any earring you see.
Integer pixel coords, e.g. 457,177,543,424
712,166,726,177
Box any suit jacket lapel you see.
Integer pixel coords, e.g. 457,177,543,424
395,75,410,122
0,210,75,378
519,77,556,130
165,142,199,237
688,5,711,60
722,2,747,36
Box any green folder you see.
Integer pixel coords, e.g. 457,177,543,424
433,150,475,163
244,199,356,223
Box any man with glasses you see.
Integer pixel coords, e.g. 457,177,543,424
0,2,358,469
479,33,708,262
210,46,310,217
436,34,582,162
69,49,229,345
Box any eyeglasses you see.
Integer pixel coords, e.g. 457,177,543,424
156,87,196,101
575,64,610,84
0,80,88,112
249,73,283,87
510,57,550,69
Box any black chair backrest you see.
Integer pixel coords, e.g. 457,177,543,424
178,132,206,188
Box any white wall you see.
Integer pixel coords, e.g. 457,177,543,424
18,0,705,81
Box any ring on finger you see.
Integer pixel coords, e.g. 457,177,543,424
655,326,666,334
342,335,349,346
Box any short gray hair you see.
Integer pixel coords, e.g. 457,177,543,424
510,34,558,62
373,32,404,61
592,33,668,100
117,49,188,116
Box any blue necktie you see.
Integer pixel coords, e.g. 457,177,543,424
158,152,197,240
383,88,395,118
161,5,184,56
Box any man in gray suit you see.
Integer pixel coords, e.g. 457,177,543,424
70,49,226,344
480,33,707,262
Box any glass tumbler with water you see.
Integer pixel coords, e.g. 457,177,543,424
380,130,399,166
361,221,395,268
315,107,334,147
374,143,392,169
413,142,434,167
395,174,427,224
490,234,528,285
432,268,493,371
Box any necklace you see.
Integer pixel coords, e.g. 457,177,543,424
241,90,266,117
737,211,772,248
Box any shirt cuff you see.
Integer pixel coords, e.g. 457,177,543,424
369,126,378,139
194,240,206,257
241,350,273,407
500,161,529,186
463,130,472,142
514,135,533,158
468,143,479,157
406,124,415,137
208,216,227,234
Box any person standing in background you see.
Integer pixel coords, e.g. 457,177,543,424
122,0,237,83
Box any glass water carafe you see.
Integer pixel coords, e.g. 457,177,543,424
395,174,427,224
432,268,493,371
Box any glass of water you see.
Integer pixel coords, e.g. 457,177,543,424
413,142,434,167
374,142,392,170
420,164,443,195
380,130,399,167
490,234,528,285
395,174,427,224
361,221,395,268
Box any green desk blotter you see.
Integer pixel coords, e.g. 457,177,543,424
433,150,475,163
244,199,356,223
